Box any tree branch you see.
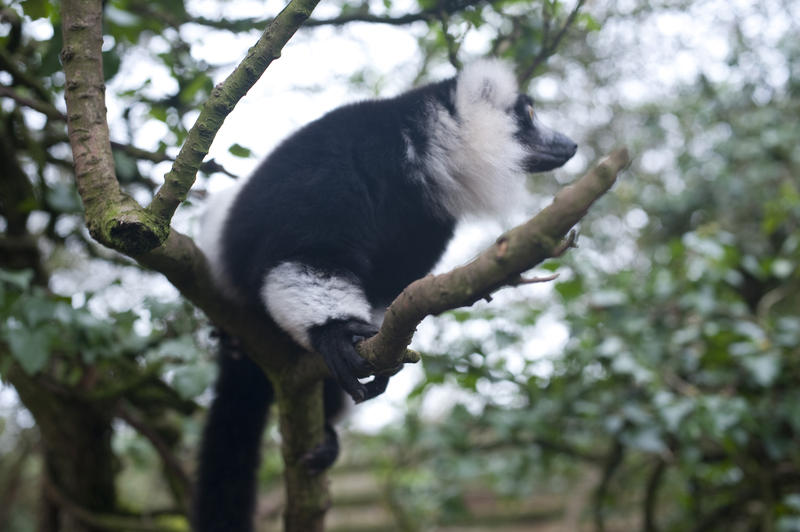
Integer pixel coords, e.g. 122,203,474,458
147,0,322,225
353,148,630,378
182,0,488,31
644,458,667,532
116,402,192,511
62,0,319,257
517,0,588,85
61,0,167,256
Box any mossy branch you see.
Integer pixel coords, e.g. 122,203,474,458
60,0,162,256
62,0,321,256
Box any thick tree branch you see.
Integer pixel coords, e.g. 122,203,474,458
63,0,319,257
147,0,322,225
61,0,167,256
353,148,630,376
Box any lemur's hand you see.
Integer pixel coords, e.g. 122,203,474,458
311,319,380,403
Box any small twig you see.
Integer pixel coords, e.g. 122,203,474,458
0,48,52,102
0,89,238,179
438,12,463,70
116,402,192,510
0,85,65,120
178,0,489,30
553,229,578,257
517,0,587,84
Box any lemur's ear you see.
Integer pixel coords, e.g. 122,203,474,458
456,59,518,110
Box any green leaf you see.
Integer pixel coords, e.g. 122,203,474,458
578,12,601,32
743,352,781,387
103,49,122,81
228,143,253,158
180,73,212,104
5,325,51,374
45,181,83,213
0,269,35,290
155,336,201,361
113,150,140,183
171,364,213,399
554,277,583,300
20,0,50,20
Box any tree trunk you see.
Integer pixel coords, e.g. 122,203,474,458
11,367,116,532
275,378,330,532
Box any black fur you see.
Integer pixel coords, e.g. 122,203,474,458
220,79,460,310
192,334,272,532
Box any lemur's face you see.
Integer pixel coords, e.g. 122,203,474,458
513,95,577,173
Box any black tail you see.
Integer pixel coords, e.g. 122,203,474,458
192,333,273,532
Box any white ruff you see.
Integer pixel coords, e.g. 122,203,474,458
422,59,528,219
261,262,373,350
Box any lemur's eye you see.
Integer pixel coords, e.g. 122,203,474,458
527,105,535,122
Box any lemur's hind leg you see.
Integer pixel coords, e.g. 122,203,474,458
261,262,383,402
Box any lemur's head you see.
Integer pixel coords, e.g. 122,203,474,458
511,93,577,172
455,59,577,174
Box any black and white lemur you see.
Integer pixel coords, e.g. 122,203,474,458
194,59,576,531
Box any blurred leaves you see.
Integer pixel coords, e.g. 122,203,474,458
372,3,800,529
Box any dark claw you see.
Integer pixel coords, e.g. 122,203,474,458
364,375,390,400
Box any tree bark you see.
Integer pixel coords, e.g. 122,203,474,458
275,377,330,532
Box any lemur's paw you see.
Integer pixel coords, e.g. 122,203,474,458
300,423,339,475
311,318,379,403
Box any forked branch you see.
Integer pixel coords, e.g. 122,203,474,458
357,148,630,373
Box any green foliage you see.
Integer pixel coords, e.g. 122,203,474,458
228,143,253,158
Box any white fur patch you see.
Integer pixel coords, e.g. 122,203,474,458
455,59,519,111
421,59,528,218
196,182,244,298
261,262,373,350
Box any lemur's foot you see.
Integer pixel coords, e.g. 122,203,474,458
300,423,339,475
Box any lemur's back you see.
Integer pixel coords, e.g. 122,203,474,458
218,79,460,307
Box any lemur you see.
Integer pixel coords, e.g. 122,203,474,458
194,59,576,532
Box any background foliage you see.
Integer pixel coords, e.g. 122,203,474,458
0,0,798,530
